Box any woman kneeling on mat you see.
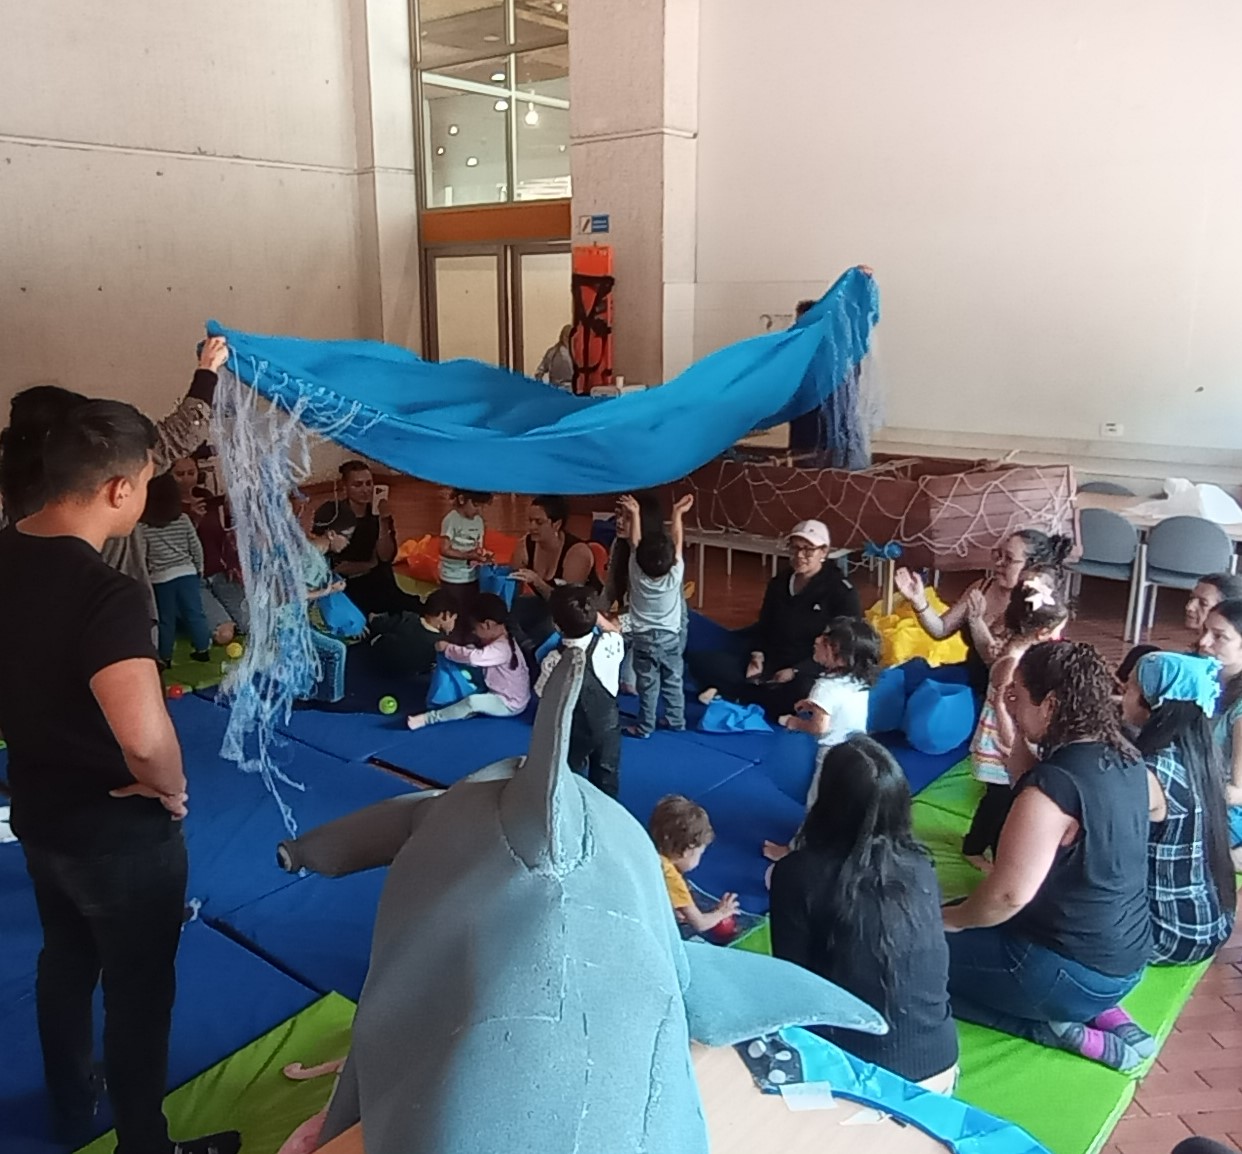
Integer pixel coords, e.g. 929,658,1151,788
943,641,1154,1071
406,594,530,730
770,734,959,1090
1121,652,1236,965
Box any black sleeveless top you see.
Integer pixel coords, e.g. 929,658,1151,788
520,531,602,593
1008,741,1152,976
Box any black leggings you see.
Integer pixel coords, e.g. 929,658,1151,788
686,648,817,723
961,783,1014,858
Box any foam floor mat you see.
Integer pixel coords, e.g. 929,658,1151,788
0,921,321,1154
78,993,356,1154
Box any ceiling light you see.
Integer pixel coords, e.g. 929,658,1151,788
483,34,501,42
553,2,564,10
494,99,510,111
524,103,539,126
448,124,459,135
466,156,479,167
436,146,445,155
558,144,566,152
491,71,506,81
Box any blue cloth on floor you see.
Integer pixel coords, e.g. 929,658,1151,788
207,269,878,494
699,699,773,734
426,653,484,709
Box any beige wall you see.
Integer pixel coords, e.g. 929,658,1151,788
0,0,420,476
695,0,1242,454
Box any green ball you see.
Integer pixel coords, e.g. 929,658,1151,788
378,695,399,716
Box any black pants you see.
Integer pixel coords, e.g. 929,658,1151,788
23,833,188,1154
686,648,817,722
344,565,423,617
961,783,1014,858
568,705,621,799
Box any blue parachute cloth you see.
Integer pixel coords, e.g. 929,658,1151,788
205,267,878,494
426,653,485,709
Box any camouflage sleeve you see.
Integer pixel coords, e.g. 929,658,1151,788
152,392,212,471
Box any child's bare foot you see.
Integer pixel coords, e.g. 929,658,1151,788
762,840,790,862
698,687,719,705
406,713,429,731
964,853,993,874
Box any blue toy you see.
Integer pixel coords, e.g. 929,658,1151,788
425,653,483,709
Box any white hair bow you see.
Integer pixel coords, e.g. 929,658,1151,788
1024,575,1055,610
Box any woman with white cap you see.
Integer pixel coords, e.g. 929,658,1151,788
689,519,861,721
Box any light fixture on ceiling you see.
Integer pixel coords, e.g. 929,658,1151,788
436,146,445,155
466,156,479,167
524,103,539,126
448,124,459,135
558,144,567,152
494,98,510,111
553,1,564,10
490,71,506,81
483,34,501,42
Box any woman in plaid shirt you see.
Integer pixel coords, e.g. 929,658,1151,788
1122,653,1236,965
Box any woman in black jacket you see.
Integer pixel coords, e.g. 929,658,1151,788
689,519,861,720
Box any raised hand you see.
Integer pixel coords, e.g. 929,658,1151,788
199,335,229,373
894,567,924,604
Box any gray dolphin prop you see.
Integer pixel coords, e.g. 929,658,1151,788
278,650,886,1153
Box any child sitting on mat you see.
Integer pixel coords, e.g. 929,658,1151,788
762,617,880,862
367,589,459,678
621,491,694,738
406,593,530,730
439,489,493,599
535,584,624,797
138,470,213,666
649,795,739,935
962,569,1070,871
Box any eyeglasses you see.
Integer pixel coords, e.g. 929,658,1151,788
788,543,825,556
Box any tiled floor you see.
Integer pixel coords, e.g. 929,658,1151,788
359,477,1240,1154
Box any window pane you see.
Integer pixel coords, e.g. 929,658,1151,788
434,254,501,363
513,46,569,200
513,43,568,100
513,0,569,52
519,251,572,378
424,70,511,207
419,0,507,70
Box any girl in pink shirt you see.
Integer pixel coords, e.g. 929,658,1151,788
406,594,531,729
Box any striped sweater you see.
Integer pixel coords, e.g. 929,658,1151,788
139,515,204,584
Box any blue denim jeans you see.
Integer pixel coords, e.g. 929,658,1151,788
947,927,1142,1048
631,628,686,735
152,574,211,661
309,629,347,703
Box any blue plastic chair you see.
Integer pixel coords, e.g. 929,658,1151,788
1067,508,1139,639
1077,480,1136,496
1134,516,1235,640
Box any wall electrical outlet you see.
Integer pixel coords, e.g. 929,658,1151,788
1100,422,1125,438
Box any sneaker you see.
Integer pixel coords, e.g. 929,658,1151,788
172,1131,242,1154
190,650,212,663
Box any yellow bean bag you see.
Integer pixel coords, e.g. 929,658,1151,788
866,589,969,669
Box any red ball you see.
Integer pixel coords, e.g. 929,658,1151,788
166,684,186,700
711,916,738,943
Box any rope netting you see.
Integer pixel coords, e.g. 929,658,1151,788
684,455,1076,570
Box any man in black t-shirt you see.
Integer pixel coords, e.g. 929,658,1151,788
0,396,237,1154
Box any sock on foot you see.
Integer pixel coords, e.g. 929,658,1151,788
1091,1007,1156,1059
1050,1022,1141,1072
172,1131,242,1154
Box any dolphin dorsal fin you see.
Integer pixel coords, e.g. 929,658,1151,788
499,645,587,872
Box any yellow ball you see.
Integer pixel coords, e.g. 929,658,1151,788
225,642,244,659
378,695,399,716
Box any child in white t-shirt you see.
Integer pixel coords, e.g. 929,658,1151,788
763,616,881,861
439,489,493,591
620,492,694,738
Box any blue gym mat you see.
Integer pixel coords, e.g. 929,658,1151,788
875,733,971,796
0,840,41,1010
0,919,320,1154
169,695,417,916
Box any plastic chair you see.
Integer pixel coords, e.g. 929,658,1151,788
1133,516,1234,640
1077,481,1136,496
1068,508,1140,637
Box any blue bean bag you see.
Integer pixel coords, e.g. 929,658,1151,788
903,679,976,756
867,666,907,733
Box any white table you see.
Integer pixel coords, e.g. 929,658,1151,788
684,527,852,608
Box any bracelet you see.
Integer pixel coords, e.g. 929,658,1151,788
914,603,930,614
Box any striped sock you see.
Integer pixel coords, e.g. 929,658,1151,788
1090,1007,1156,1059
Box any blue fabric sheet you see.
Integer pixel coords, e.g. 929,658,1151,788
206,268,878,494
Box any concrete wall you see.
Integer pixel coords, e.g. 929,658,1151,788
0,0,420,476
695,0,1242,455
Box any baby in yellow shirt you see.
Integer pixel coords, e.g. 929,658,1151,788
649,794,739,934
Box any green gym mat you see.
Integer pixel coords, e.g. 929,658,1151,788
78,993,355,1154
162,636,233,692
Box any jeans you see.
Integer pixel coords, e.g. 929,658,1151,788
947,927,1142,1049
426,691,520,724
202,572,249,634
309,629,347,703
152,574,211,661
23,833,188,1154
632,629,686,735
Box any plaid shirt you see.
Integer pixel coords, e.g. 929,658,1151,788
1147,747,1234,964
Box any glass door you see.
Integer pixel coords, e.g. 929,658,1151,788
513,245,572,377
428,249,505,364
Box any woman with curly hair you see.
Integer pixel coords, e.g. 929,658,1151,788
943,641,1154,1071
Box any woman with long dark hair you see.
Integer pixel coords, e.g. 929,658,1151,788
1121,653,1236,964
943,641,1154,1071
769,734,958,1089
1197,598,1242,869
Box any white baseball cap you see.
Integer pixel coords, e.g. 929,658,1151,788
789,520,831,549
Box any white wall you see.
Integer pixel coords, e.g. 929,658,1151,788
695,1,1242,452
0,0,419,476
